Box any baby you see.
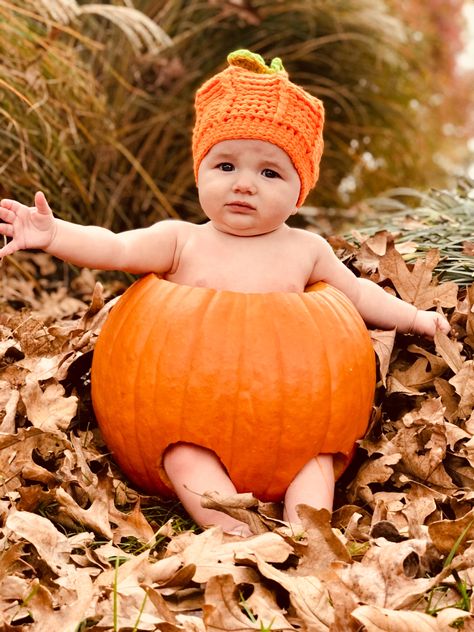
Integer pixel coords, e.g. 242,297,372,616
0,50,450,536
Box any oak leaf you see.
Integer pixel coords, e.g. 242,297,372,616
255,557,334,631
378,245,458,309
21,375,77,433
370,329,396,386
169,527,292,584
292,506,352,576
352,604,471,630
333,539,440,610
428,507,474,556
203,574,294,631
5,510,93,574
449,360,474,418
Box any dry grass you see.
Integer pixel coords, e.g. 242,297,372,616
1,0,467,230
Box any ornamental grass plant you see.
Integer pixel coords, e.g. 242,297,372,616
1,0,467,232
352,178,474,286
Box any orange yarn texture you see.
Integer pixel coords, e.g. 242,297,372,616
192,50,325,207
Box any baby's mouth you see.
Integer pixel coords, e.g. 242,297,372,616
225,201,256,213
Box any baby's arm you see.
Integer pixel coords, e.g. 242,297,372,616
309,235,450,338
0,192,177,274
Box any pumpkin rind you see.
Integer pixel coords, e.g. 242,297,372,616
91,275,375,501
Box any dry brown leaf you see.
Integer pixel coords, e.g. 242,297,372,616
26,572,95,632
0,428,70,492
0,383,19,434
292,506,352,575
378,245,458,310
5,510,93,574
200,491,268,535
173,615,207,631
109,498,156,544
392,421,455,490
449,360,474,418
370,328,396,386
433,377,460,422
55,483,114,540
21,375,77,433
203,573,294,631
168,527,292,584
333,539,440,610
352,604,471,630
463,241,474,256
389,354,445,394
434,331,464,373
348,454,402,506
428,507,474,556
255,557,334,631
402,484,442,532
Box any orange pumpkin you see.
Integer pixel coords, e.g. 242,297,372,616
91,275,375,501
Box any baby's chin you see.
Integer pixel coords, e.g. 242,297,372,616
208,220,286,238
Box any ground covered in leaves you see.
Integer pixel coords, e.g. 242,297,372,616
1,225,474,630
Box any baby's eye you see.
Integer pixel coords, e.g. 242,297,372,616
262,168,280,179
217,162,234,171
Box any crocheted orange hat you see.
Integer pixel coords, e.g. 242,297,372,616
193,50,325,207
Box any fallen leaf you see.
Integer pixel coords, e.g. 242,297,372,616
203,573,294,631
348,454,402,506
370,329,396,386
378,245,458,310
428,507,474,556
5,510,93,574
462,241,474,256
449,360,474,418
169,527,292,584
352,604,471,630
434,331,464,373
255,557,334,631
21,375,77,433
292,506,352,575
200,491,268,534
333,539,440,610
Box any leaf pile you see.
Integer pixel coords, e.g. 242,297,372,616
1,244,474,631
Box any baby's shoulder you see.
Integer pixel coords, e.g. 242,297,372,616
148,218,196,238
285,226,329,249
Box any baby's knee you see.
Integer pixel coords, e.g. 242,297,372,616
163,442,208,476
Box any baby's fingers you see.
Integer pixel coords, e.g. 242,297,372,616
435,314,451,335
0,237,19,258
0,199,26,213
0,205,16,224
0,221,14,238
34,191,52,215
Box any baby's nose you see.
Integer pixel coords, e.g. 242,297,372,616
232,172,257,194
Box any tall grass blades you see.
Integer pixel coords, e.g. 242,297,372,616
1,0,469,229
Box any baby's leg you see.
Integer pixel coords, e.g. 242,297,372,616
283,454,334,524
163,443,252,536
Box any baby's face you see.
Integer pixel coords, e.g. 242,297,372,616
197,139,301,236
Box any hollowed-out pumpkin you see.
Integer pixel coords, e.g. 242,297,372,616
91,274,375,502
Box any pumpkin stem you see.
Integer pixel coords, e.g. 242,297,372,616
227,49,286,75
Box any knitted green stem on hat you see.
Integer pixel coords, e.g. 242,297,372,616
227,49,285,75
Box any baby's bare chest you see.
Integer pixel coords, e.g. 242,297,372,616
167,230,314,293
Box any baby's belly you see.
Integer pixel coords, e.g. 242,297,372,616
91,275,376,501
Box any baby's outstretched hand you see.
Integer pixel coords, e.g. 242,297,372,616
0,191,56,258
411,309,450,339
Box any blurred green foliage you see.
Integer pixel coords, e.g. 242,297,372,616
0,0,470,229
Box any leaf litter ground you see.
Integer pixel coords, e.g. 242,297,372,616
1,225,474,630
